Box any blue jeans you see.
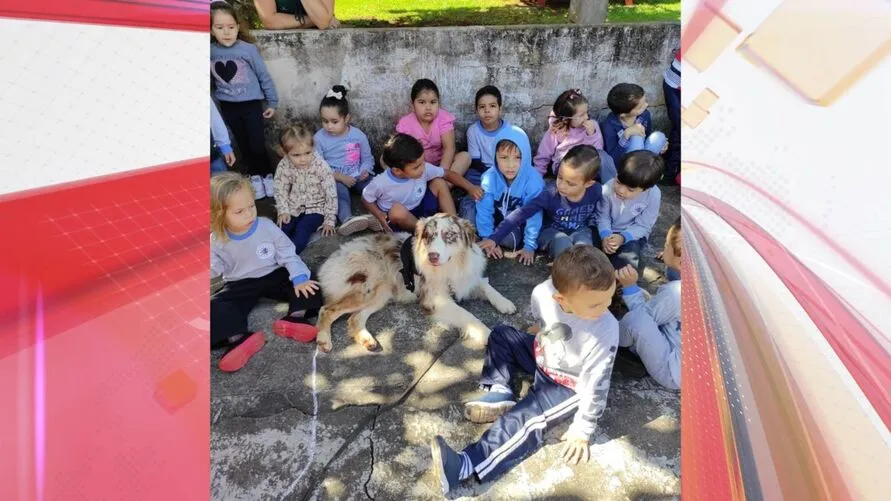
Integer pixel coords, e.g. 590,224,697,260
626,131,668,156
210,156,227,174
538,226,593,260
335,176,373,224
280,213,324,254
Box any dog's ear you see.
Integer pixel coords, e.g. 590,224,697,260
414,217,426,242
460,218,477,246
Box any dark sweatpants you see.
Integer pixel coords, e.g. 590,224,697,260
463,325,579,482
210,268,323,346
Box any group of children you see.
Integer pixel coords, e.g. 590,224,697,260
209,0,682,493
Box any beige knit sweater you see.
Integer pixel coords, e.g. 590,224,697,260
272,153,338,227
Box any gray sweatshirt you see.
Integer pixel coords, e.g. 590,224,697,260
595,179,661,243
530,279,619,440
210,40,278,107
211,218,310,285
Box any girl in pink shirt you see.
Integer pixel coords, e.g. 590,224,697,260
533,89,604,177
396,79,458,170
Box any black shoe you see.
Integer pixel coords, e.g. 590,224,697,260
614,347,649,378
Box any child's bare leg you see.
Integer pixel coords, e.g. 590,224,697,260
429,178,457,215
388,203,418,231
450,152,472,176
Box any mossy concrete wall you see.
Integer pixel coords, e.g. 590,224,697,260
254,23,680,157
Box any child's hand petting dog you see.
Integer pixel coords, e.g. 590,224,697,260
479,239,503,259
518,249,535,266
294,280,320,298
616,264,639,287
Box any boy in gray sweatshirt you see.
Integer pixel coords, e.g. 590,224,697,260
429,245,619,494
616,217,682,390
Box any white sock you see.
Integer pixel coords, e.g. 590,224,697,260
489,383,513,395
458,452,473,480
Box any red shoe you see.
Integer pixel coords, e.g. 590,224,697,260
272,317,318,343
218,332,266,372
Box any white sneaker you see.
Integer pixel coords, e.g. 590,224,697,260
337,214,372,236
262,174,275,199
250,175,265,199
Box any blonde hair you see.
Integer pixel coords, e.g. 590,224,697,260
668,217,682,258
279,122,315,155
211,171,254,242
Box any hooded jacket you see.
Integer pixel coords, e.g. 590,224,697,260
476,125,545,251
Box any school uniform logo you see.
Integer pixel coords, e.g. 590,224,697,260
256,242,275,260
345,143,360,166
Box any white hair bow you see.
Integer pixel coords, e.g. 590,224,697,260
326,89,343,100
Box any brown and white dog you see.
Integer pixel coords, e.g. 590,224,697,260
314,233,415,352
313,214,515,352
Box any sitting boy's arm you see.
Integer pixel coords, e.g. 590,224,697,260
566,334,618,443
624,283,680,325
490,190,549,246
594,194,613,239
442,169,480,196
621,188,661,243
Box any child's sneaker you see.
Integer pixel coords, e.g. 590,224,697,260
365,214,384,233
430,436,464,495
337,214,371,236
218,332,266,372
250,175,266,199
463,391,517,423
262,174,275,198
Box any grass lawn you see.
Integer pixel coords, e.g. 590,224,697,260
334,0,680,27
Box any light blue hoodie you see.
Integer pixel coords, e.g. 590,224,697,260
476,125,545,251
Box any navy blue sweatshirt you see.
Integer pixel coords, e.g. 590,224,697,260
489,183,602,244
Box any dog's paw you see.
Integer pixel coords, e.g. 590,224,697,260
494,298,517,315
357,331,379,351
463,322,491,348
316,332,333,353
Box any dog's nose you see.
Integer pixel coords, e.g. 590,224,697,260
427,252,440,263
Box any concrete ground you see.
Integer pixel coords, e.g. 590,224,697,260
211,186,680,501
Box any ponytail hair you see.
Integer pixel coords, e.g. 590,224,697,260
320,85,350,117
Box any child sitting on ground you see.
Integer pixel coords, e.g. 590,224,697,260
480,144,602,262
600,83,668,166
210,172,323,372
615,217,681,390
396,78,461,171
458,85,530,186
362,133,483,232
594,150,663,273
533,89,605,178
429,245,619,494
469,128,545,266
312,85,382,235
272,122,338,254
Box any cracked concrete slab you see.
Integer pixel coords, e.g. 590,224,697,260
211,186,680,500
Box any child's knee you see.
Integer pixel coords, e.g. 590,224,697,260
429,177,449,193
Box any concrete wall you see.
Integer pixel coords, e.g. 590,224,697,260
254,23,680,160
